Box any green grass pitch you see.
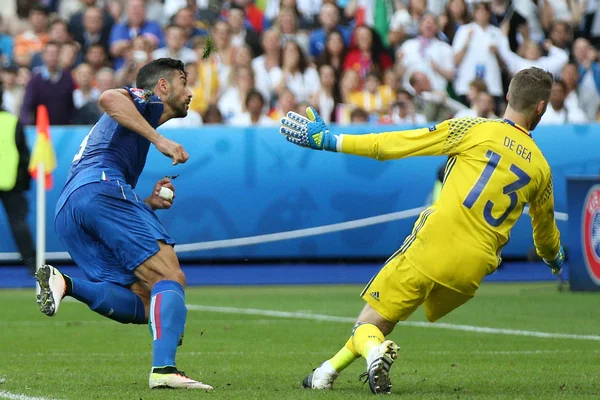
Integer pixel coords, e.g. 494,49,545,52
1,283,599,399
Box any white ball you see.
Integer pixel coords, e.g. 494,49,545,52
158,187,174,201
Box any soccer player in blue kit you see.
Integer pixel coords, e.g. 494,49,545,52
34,58,213,390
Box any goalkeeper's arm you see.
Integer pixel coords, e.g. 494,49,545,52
529,176,563,272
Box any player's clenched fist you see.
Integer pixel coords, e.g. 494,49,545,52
145,177,176,210
155,136,189,165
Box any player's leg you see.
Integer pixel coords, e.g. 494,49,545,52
304,255,430,394
422,283,473,323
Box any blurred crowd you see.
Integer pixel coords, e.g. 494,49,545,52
0,0,599,127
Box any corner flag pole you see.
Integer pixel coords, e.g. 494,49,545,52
35,161,45,297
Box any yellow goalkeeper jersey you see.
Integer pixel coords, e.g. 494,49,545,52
340,117,561,296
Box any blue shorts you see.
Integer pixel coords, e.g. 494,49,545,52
55,180,175,286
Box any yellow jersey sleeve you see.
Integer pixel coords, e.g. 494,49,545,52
528,173,561,261
339,118,487,160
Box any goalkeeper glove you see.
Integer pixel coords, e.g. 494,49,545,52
543,246,564,275
279,106,339,151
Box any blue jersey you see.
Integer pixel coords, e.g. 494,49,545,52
56,87,164,214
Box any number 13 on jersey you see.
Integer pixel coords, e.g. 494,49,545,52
463,150,531,227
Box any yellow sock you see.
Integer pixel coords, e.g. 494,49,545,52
352,323,385,359
328,337,359,373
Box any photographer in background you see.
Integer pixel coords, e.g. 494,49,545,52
0,84,36,275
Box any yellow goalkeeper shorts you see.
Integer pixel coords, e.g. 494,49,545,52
360,254,473,323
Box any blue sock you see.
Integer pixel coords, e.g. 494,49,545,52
66,276,146,324
149,280,186,368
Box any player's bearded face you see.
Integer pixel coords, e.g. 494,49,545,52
166,73,190,118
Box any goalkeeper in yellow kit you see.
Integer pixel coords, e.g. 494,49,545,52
279,67,565,395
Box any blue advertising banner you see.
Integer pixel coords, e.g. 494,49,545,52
567,177,600,291
0,123,598,262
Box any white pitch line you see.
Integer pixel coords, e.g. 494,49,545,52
0,391,60,400
186,304,600,341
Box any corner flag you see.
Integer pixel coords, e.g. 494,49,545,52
28,105,57,190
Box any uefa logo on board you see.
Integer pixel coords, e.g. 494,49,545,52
583,185,600,285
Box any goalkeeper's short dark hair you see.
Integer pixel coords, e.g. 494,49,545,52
136,58,186,91
508,67,553,114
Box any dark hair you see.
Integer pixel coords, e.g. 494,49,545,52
552,79,567,92
350,107,369,121
316,30,348,70
136,58,186,91
282,40,308,73
245,89,265,107
30,3,49,16
442,0,471,44
44,40,62,51
508,67,553,113
165,24,185,33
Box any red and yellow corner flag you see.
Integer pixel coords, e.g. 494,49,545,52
28,105,57,190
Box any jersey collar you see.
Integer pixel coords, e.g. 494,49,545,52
503,119,532,137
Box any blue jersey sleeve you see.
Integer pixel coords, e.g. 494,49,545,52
124,87,164,127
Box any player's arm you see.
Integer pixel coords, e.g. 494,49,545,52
528,174,564,273
98,89,188,165
280,107,467,159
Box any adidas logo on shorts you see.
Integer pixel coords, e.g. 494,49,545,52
370,291,380,301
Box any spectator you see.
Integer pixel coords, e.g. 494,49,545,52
72,67,116,124
203,104,224,124
349,71,393,115
13,4,50,67
386,90,428,125
344,25,392,82
572,38,600,121
316,30,348,75
172,7,209,47
84,43,110,72
309,3,351,58
312,64,340,124
466,78,488,107
228,4,262,57
452,1,506,105
232,0,266,35
31,19,72,69
389,0,429,46
1,65,24,116
69,0,113,54
109,0,165,70
230,89,277,126
106,0,125,23
409,71,466,122
499,40,569,77
232,45,254,70
252,29,282,104
454,91,497,118
59,40,83,70
189,38,220,115
549,20,573,53
539,0,585,33
268,87,296,121
115,36,153,87
16,67,31,90
539,80,588,124
264,0,320,29
398,13,455,93
349,107,369,123
218,64,256,122
152,25,198,64
276,40,320,103
439,0,471,45
71,6,111,55
212,20,235,94
0,88,36,275
275,7,310,55
0,16,14,64
339,68,361,104
561,63,582,111
21,41,75,125
73,62,100,109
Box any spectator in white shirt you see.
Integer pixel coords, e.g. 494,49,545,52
499,39,569,77
218,65,256,122
388,89,428,125
453,1,506,102
1,65,24,116
229,89,278,127
398,13,456,92
252,29,281,103
539,80,588,125
275,40,320,103
548,20,573,53
572,38,600,121
409,71,467,122
561,63,582,111
73,63,100,109
152,25,198,64
454,91,498,118
212,20,236,95
228,4,262,57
